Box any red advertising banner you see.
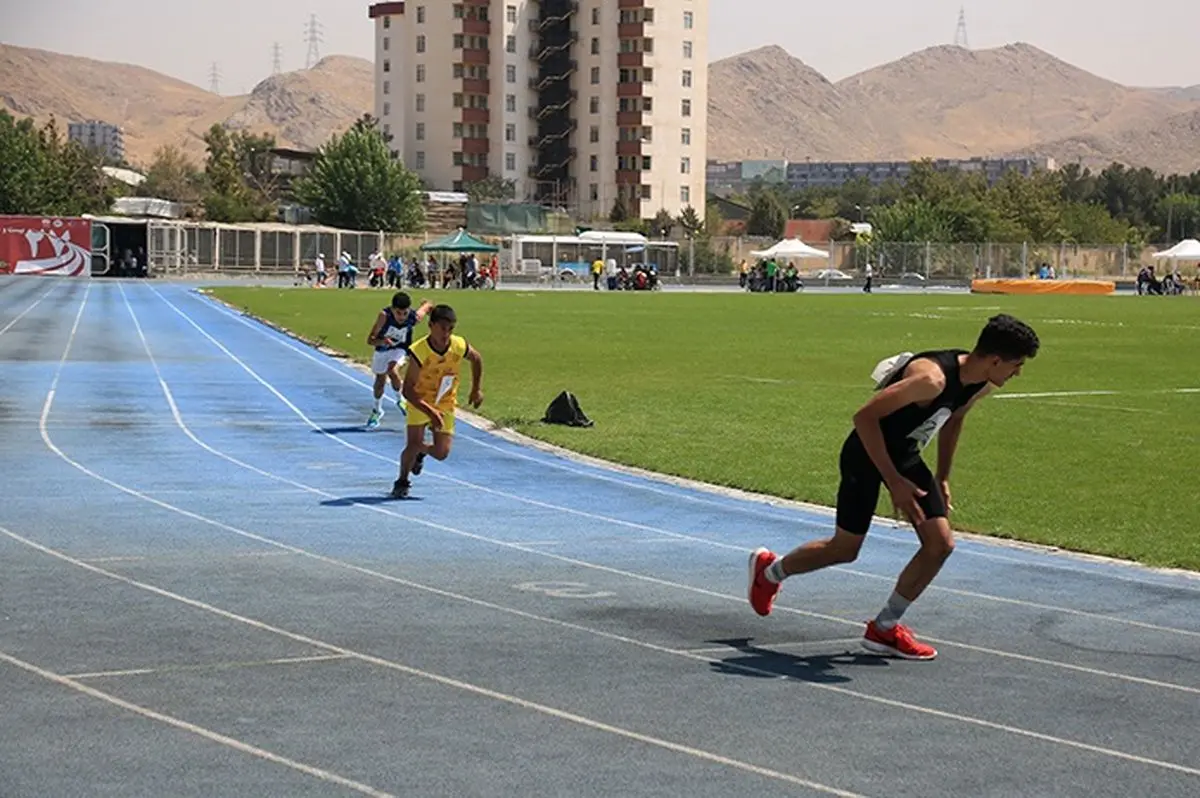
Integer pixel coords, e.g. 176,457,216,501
0,216,92,277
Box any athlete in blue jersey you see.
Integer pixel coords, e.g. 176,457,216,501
365,292,433,428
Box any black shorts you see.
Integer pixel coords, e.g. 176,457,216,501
835,436,947,535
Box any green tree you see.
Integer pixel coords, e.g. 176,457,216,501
140,145,203,204
746,191,786,237
650,208,675,237
466,174,517,203
677,205,703,236
1060,202,1133,245
0,112,111,216
293,122,424,231
202,124,276,222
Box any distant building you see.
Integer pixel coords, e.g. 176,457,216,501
68,120,125,162
706,156,1058,195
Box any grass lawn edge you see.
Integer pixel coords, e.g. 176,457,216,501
199,287,1200,583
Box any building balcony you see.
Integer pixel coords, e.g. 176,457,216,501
462,48,490,65
617,52,644,67
617,23,644,38
618,0,645,7
617,82,644,97
462,165,489,182
616,111,643,126
615,169,641,184
462,78,490,94
616,140,643,155
461,137,490,155
462,107,490,124
462,18,490,35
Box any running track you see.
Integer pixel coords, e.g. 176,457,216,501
2,276,1198,797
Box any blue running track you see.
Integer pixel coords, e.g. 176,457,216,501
2,276,1199,797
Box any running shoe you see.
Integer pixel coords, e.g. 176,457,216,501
862,621,938,660
390,478,410,499
747,547,781,617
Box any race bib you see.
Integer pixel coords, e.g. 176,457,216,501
435,374,456,403
382,324,410,346
908,408,952,450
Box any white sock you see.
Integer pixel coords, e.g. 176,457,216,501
764,558,788,584
373,396,383,412
874,591,912,631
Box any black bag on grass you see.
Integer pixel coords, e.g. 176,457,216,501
543,391,593,427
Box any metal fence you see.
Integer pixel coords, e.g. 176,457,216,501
703,237,1148,280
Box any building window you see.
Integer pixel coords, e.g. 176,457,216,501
453,4,464,19
453,93,463,107
641,155,652,171
506,5,516,23
506,64,516,83
383,102,391,116
383,36,390,51
506,35,516,53
416,6,424,23
383,80,390,95
505,152,516,171
505,123,515,142
591,7,600,24
453,123,464,138
590,155,598,172
681,127,690,145
416,123,425,140
589,96,599,114
453,64,464,78
416,94,425,112
383,59,391,73
416,151,425,168
453,34,464,49
383,16,391,29
640,185,651,200
681,157,690,174
590,67,600,84
683,41,692,58
506,94,516,112
682,69,692,88
416,35,425,53
591,38,599,55
383,123,390,136
680,185,690,204
416,64,425,82
589,183,599,201
590,126,599,143
683,11,693,29
681,99,691,117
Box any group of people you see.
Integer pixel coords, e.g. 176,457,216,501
357,294,1040,661
739,259,803,292
363,291,485,500
304,252,500,291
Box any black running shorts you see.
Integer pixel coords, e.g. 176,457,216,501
835,436,947,535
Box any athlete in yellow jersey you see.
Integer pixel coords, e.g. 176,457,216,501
391,304,483,498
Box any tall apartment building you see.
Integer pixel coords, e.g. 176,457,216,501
68,120,125,162
368,1,707,221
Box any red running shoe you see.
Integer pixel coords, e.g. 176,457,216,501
747,547,781,617
862,621,938,660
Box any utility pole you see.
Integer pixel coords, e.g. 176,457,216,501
272,42,283,74
209,62,221,94
954,7,969,48
304,14,323,68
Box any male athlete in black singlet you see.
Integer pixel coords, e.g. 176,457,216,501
747,314,1040,659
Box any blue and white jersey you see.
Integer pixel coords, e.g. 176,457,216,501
375,308,417,353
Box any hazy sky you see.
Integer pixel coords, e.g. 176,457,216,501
2,0,1197,95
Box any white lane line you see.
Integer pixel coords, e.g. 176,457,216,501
0,279,64,338
2,525,865,798
64,654,351,680
193,290,1200,595
0,648,395,797
166,287,1200,639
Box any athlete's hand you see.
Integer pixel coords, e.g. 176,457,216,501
887,477,928,526
939,479,953,513
428,409,444,430
469,388,484,408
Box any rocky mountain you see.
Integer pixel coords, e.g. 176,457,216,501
707,43,1200,174
0,44,373,168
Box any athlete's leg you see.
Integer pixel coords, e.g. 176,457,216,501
427,431,453,461
388,357,407,411
393,423,432,497
862,461,949,660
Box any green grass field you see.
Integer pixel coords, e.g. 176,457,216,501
208,285,1200,571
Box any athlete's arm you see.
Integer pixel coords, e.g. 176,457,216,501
414,300,435,322
366,311,388,346
465,344,484,408
936,384,993,482
401,356,437,418
852,360,946,486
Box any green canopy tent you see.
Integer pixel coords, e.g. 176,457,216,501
419,228,499,253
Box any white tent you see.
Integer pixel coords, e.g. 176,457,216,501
1151,238,1200,260
749,238,829,259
